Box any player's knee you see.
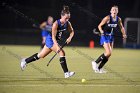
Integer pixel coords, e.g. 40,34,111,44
106,52,112,57
59,50,65,56
38,54,45,58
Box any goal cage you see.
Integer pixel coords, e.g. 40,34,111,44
123,18,140,49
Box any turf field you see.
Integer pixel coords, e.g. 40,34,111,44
0,45,140,93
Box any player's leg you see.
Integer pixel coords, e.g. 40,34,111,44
97,42,113,73
51,45,68,72
59,49,75,78
98,43,111,70
92,43,111,73
41,37,46,49
92,36,108,72
51,44,75,78
110,41,114,49
41,30,47,49
97,36,114,73
20,45,52,70
92,35,113,72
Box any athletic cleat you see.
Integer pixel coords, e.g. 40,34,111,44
99,68,107,73
92,61,99,72
64,71,75,78
20,58,27,71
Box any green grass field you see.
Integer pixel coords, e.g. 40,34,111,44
0,45,140,93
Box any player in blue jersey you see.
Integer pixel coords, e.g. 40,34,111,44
20,6,75,78
92,5,127,73
40,16,53,49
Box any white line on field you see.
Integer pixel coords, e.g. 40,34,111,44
0,84,140,87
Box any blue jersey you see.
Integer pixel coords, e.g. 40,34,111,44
100,15,119,45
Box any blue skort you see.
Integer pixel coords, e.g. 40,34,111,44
100,35,114,45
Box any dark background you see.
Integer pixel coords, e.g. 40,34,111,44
0,0,140,47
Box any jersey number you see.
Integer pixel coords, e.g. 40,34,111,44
58,31,62,39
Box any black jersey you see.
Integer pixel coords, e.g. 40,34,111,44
102,15,119,35
56,19,68,40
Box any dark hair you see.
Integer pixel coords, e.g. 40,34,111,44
112,5,118,8
61,6,70,16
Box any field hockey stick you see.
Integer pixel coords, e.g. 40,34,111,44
93,28,117,36
93,28,137,41
93,28,101,36
93,28,126,39
47,41,67,66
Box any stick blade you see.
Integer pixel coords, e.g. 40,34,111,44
93,28,100,35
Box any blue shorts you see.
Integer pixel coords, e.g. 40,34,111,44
42,30,48,37
100,35,114,45
45,34,54,48
42,30,53,48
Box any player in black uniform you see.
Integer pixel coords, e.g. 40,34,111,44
20,6,75,78
92,5,127,73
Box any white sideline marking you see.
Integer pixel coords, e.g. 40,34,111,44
0,84,140,87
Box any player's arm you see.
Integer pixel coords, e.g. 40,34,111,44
52,21,59,47
98,16,109,34
118,17,127,39
40,22,47,30
67,21,74,44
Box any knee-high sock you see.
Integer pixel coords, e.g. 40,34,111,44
60,57,68,73
95,53,106,63
25,53,39,64
98,56,108,69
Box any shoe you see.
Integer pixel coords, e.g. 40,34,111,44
99,68,107,73
95,68,100,73
20,58,27,71
64,71,75,78
92,61,99,72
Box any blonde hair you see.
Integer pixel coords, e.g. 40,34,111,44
47,16,53,20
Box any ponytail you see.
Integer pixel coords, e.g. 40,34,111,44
61,6,70,16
